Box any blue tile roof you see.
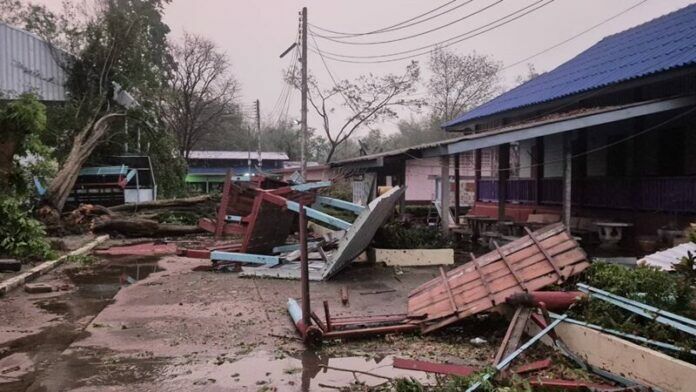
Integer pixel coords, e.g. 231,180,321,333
444,4,696,128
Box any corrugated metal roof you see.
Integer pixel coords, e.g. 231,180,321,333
187,150,290,161
0,22,67,101
639,242,696,271
444,4,696,129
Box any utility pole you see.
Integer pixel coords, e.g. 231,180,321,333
300,7,308,179
255,99,262,169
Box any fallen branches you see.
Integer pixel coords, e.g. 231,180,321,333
108,194,212,212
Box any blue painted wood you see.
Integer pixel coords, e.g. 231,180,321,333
210,251,280,266
289,181,332,192
272,242,320,254
315,196,365,214
225,215,243,222
285,200,352,230
287,298,303,324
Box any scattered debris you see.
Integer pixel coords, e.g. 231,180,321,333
359,289,396,296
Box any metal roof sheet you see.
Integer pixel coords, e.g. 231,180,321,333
638,242,696,271
187,150,290,161
0,22,67,101
444,4,696,129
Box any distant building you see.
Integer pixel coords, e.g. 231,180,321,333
0,21,67,101
185,150,290,192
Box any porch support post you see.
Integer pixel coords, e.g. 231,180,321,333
399,160,407,218
454,153,461,225
534,137,544,205
497,144,510,221
563,133,572,230
474,149,482,202
440,155,451,234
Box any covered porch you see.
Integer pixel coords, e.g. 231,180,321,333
431,96,696,238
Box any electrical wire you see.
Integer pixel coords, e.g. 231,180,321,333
502,0,649,70
309,0,459,37
312,0,502,46
310,0,555,64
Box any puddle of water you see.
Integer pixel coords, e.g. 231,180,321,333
0,254,165,391
162,350,429,391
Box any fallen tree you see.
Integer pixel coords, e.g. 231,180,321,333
108,194,212,213
92,217,203,237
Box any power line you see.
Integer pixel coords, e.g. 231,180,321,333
309,0,459,37
502,0,649,70
310,0,555,64
312,0,503,46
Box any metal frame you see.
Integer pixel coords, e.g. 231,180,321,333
314,196,365,214
210,251,280,266
578,283,696,336
285,200,352,230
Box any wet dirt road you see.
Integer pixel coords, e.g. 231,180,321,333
1,253,499,391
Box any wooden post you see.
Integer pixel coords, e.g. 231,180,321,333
563,134,572,230
534,137,544,206
399,161,407,218
440,156,450,234
498,144,510,221
454,154,460,225
474,149,482,202
299,201,310,328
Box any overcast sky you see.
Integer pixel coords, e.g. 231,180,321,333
38,0,696,136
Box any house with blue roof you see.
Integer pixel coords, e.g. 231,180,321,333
332,3,696,242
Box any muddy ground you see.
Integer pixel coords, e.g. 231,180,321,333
0,241,572,391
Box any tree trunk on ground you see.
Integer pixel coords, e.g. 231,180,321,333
92,217,203,237
108,194,212,212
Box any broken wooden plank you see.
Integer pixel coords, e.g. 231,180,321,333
512,358,552,375
525,226,563,281
392,357,478,377
341,286,349,306
494,307,532,365
494,241,528,292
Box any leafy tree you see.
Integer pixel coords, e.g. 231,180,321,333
4,0,175,212
159,33,240,160
428,47,501,123
0,94,54,261
286,61,423,162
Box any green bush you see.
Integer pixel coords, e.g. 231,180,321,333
373,222,451,249
573,262,695,349
0,197,54,261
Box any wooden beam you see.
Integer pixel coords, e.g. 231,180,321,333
498,143,510,221
562,133,572,229
454,153,461,223
494,241,527,291
440,156,450,234
439,267,459,315
494,307,532,365
474,149,482,203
